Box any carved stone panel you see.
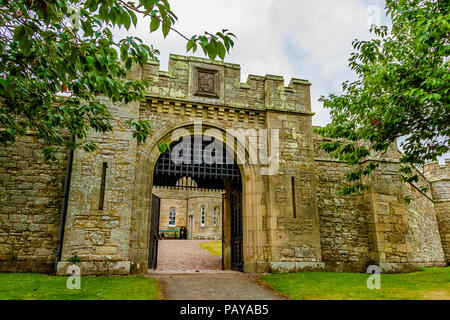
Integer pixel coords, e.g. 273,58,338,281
194,67,219,98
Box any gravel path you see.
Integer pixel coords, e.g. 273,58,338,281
155,240,222,271
149,240,286,300
154,273,287,300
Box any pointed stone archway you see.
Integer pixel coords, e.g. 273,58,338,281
148,132,242,271
130,122,268,273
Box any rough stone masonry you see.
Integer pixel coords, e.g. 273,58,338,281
0,54,448,275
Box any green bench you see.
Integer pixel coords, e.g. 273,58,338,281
159,230,179,239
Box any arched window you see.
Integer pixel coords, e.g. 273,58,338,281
169,208,176,226
201,206,205,226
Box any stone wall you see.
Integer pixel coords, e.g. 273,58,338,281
152,187,223,240
313,133,446,272
0,135,67,273
132,56,271,273
315,160,371,272
404,181,445,266
156,193,188,232
313,134,372,272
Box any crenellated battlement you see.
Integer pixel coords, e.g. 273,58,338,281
423,159,450,182
140,54,312,114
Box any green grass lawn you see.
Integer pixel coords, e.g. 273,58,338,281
0,273,161,300
199,241,222,256
262,267,450,300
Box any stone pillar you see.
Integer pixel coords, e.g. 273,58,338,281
263,75,324,272
424,160,450,264
366,161,446,272
364,169,410,272
56,67,142,275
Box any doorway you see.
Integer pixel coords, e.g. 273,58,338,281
148,194,160,270
148,135,243,272
189,215,193,240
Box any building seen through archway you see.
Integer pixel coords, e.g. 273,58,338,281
148,135,243,272
153,177,223,241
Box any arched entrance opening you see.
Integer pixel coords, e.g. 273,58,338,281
148,134,243,272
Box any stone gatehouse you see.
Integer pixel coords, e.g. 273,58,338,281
0,54,448,275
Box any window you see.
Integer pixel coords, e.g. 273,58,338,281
169,208,176,226
98,162,107,210
291,176,297,219
214,207,218,226
201,206,205,226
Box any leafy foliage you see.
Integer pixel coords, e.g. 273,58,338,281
316,0,449,194
68,254,80,264
0,0,235,160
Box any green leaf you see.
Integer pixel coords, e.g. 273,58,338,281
316,0,450,195
0,78,10,89
186,40,195,52
162,21,170,38
159,142,170,153
207,41,217,60
150,17,160,33
86,56,96,66
199,35,208,46
96,76,104,86
129,10,138,27
217,41,226,60
13,26,26,41
123,11,131,29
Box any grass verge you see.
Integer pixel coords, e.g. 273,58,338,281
199,241,222,256
0,273,161,300
261,267,450,300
